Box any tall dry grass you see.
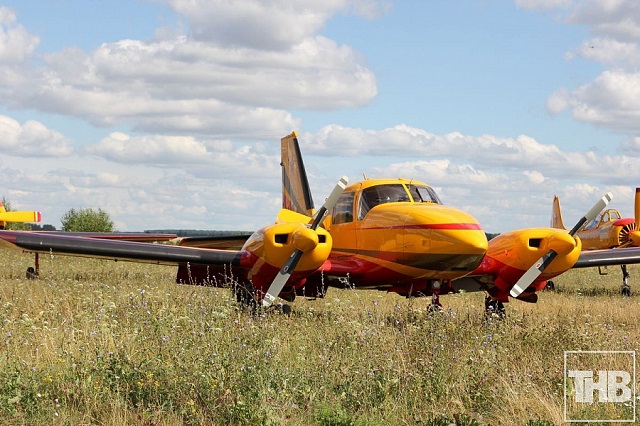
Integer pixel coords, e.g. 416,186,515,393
0,247,638,425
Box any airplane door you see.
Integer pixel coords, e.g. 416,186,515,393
328,190,358,255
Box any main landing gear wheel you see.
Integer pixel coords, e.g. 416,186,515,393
277,303,292,316
26,267,37,280
485,296,506,319
622,285,631,297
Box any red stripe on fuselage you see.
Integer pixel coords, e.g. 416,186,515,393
364,223,482,231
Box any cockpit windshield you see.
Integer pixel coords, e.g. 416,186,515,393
408,184,442,204
358,184,410,220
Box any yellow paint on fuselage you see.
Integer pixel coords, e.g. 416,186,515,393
327,178,488,281
577,209,635,249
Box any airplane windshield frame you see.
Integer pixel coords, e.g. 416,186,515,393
408,184,442,204
358,184,411,220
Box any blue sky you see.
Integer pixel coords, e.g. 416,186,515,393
1,0,640,232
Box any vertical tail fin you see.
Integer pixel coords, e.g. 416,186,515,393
551,195,567,230
281,132,314,216
635,188,640,229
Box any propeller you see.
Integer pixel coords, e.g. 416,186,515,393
509,192,613,298
262,176,349,307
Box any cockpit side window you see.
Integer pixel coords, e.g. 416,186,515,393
332,192,355,225
408,184,442,204
358,184,410,220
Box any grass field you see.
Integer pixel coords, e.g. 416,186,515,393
0,247,638,425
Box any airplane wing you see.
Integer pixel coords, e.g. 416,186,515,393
32,231,178,242
176,234,253,250
0,230,241,266
573,246,640,268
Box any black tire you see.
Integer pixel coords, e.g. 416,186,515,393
26,267,37,280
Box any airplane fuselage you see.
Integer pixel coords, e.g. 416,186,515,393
311,178,488,295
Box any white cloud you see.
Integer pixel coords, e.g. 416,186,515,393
521,1,640,135
160,0,391,49
516,0,573,11
0,6,377,138
0,115,72,156
0,7,39,63
524,170,545,184
572,38,640,66
562,70,640,132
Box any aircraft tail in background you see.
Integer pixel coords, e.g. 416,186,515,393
281,132,315,217
0,202,42,229
551,195,567,230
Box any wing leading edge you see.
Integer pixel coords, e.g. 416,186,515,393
573,246,640,268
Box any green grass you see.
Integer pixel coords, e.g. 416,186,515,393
0,248,638,425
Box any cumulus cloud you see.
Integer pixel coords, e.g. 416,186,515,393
573,38,640,67
85,131,280,181
554,70,640,132
86,132,213,164
0,5,378,137
301,124,640,183
0,7,39,63
520,1,640,136
0,115,72,156
515,0,572,10
160,0,391,49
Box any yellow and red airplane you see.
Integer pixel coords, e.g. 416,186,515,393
1,133,640,315
551,189,640,296
0,201,41,230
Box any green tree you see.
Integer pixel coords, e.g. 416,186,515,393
61,208,115,232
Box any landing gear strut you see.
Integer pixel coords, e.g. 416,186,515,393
26,253,40,279
427,281,443,312
621,265,631,297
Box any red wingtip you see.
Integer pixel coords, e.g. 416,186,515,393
35,212,42,222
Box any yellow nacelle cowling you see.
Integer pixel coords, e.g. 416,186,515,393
243,210,333,274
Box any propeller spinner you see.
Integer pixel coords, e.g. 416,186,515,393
509,192,613,298
262,176,349,307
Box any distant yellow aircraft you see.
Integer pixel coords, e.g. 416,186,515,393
1,133,640,317
552,188,640,295
0,201,41,229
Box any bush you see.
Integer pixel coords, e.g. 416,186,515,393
60,208,115,232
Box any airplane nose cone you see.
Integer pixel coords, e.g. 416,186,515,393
409,204,488,252
398,204,488,275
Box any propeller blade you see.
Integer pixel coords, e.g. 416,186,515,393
510,192,613,299
262,248,303,307
568,192,612,236
311,176,349,228
510,250,557,298
262,176,348,307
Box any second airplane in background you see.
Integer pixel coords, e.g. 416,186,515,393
552,188,640,295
